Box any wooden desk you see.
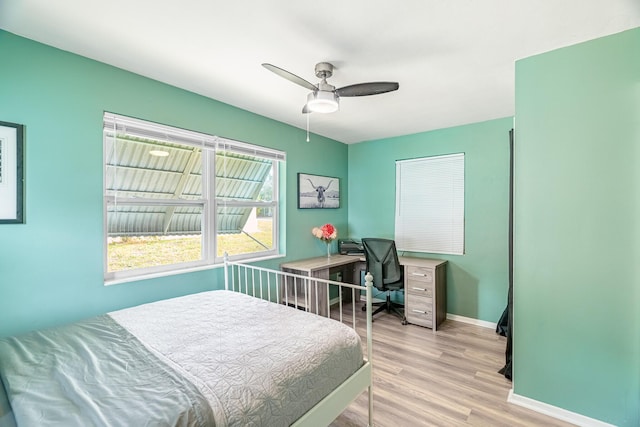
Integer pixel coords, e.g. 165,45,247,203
281,254,448,330
280,255,361,316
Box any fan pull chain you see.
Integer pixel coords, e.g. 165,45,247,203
306,113,310,142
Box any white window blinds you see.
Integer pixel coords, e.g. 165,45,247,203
395,153,465,255
103,112,286,161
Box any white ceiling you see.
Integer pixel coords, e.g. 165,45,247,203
1,1,639,144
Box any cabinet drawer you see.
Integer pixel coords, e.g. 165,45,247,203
406,266,434,284
406,295,433,328
406,281,433,298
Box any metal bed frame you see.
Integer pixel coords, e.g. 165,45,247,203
224,258,374,427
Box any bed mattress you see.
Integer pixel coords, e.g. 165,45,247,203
0,290,363,426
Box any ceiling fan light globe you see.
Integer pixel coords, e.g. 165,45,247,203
307,91,339,113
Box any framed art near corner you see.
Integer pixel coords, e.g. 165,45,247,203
0,121,24,224
298,173,340,209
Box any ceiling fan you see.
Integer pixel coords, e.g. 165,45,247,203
262,62,399,114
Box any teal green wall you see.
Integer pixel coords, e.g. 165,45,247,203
4,24,638,426
0,30,348,338
514,28,640,426
348,118,512,322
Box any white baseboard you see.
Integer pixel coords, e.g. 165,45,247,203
508,389,616,427
446,313,497,330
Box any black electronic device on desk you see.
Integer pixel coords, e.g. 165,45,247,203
339,239,364,255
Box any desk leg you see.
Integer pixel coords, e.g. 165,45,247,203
341,264,356,304
310,269,330,316
280,268,330,317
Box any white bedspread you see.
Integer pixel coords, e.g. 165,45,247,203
0,290,363,427
109,290,364,426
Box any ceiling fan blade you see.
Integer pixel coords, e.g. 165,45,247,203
335,82,399,97
262,63,317,91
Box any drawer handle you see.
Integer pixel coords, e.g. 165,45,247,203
410,272,427,277
411,287,426,291
411,309,427,314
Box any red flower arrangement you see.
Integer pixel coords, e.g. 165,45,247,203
312,223,338,243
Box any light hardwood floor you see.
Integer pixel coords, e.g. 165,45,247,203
330,304,575,427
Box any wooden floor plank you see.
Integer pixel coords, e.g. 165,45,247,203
329,303,575,427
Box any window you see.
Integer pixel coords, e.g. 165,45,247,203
395,153,464,255
103,113,285,282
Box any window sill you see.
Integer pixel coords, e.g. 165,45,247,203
104,253,285,287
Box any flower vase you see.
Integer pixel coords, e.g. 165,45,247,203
326,242,332,258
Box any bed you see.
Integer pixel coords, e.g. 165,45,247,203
0,260,374,427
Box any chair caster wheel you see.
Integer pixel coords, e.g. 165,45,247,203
402,319,408,325
361,305,367,311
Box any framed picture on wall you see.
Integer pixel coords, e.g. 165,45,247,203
298,173,340,209
0,121,25,224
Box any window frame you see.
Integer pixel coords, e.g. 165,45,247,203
394,153,465,255
103,113,284,283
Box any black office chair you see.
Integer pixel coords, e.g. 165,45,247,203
361,238,407,324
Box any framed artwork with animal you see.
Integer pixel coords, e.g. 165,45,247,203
297,173,340,209
0,121,24,224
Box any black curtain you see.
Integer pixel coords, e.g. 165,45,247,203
497,128,514,380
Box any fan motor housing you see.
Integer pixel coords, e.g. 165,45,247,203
315,62,334,79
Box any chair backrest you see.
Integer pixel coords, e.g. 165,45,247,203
362,238,403,290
